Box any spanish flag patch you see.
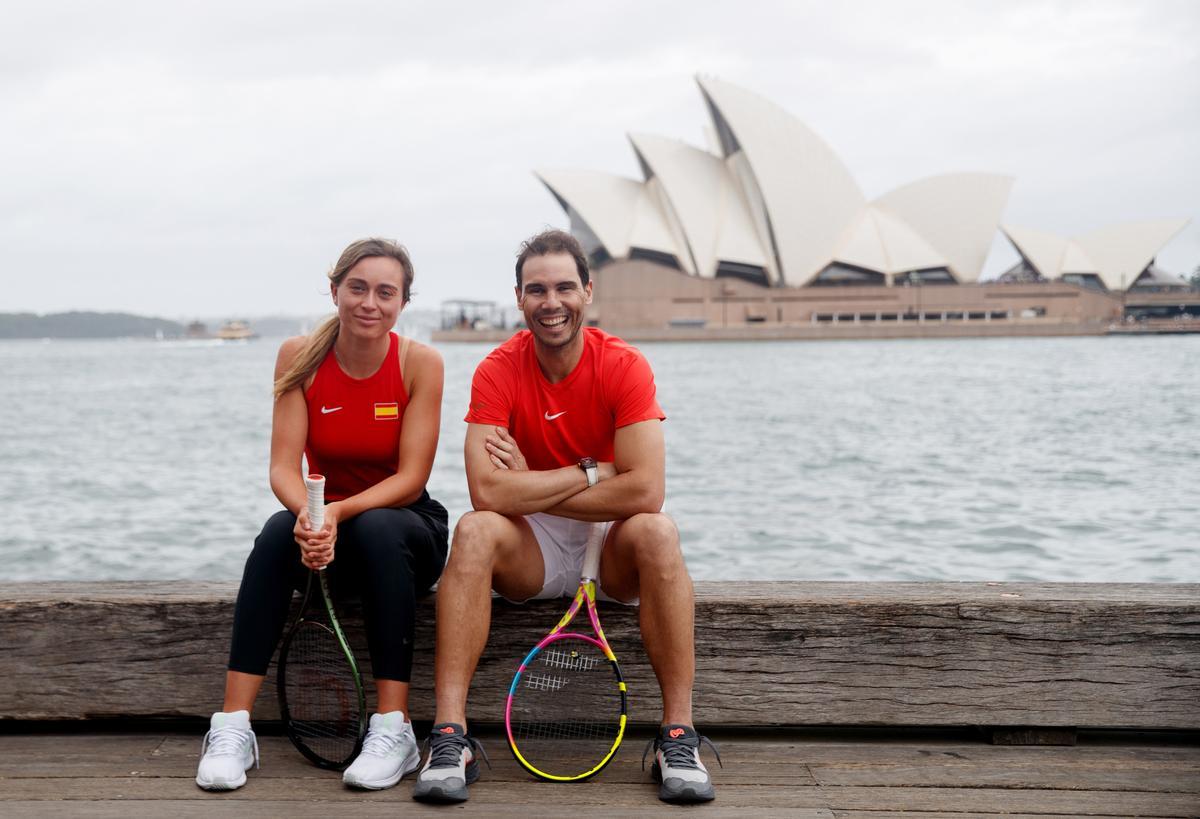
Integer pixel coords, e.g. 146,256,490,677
374,402,399,421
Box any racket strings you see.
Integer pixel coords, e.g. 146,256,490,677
515,718,620,743
539,646,602,672
283,621,361,762
509,635,623,778
522,672,568,692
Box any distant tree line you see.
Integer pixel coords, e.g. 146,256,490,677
0,311,185,339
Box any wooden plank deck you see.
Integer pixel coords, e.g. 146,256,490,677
1,728,1197,817
4,582,1197,814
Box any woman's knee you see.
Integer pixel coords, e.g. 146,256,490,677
345,508,399,549
345,507,394,536
344,508,430,563
248,510,299,566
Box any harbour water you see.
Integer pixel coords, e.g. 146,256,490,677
1,335,1196,582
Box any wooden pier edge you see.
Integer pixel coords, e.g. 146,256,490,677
1,581,1197,731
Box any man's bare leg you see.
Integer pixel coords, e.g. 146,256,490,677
599,512,694,726
416,511,545,803
600,513,713,804
431,510,545,726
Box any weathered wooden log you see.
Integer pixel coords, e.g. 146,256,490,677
1,582,1197,730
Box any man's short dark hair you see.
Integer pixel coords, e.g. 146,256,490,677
515,229,590,289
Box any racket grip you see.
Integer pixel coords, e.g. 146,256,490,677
581,522,605,582
307,475,326,552
304,474,327,571
305,474,326,528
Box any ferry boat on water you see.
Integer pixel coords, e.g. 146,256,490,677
216,320,258,341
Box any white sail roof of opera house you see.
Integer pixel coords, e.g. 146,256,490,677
627,132,770,278
1002,219,1190,291
832,206,947,276
873,173,1015,282
535,169,679,262
538,76,1017,287
696,75,867,285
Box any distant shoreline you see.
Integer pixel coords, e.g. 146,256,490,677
0,311,185,340
0,310,438,340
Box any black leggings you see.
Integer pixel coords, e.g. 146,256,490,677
228,493,448,682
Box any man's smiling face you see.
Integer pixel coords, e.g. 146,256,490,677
516,252,593,351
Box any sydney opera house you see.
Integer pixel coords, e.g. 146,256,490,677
517,76,1196,339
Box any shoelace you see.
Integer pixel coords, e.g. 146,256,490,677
424,731,491,770
641,734,723,771
361,727,407,757
202,726,260,769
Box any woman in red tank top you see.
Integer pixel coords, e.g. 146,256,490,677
196,239,449,793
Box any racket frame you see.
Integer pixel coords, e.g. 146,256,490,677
505,522,628,782
277,569,368,770
276,475,368,770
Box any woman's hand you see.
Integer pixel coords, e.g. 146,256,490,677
486,427,528,471
294,503,341,570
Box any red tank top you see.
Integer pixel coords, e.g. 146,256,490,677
304,332,409,501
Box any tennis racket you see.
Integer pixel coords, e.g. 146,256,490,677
276,474,367,770
505,521,627,781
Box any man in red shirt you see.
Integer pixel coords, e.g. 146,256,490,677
413,230,717,805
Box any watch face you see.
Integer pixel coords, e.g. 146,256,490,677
579,457,597,469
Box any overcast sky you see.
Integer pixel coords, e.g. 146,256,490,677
2,0,1197,319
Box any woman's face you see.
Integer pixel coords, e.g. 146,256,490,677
332,256,407,339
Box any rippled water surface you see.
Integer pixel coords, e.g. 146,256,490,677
2,335,1197,582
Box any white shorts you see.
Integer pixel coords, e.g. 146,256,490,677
510,513,637,605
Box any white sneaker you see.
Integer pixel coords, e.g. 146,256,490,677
342,711,421,790
196,710,259,791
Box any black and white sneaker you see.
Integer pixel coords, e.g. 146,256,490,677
412,723,489,803
643,724,722,803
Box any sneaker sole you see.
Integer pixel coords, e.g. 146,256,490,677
412,783,470,803
412,761,479,803
343,750,421,790
654,763,715,803
660,781,716,803
195,757,252,792
195,772,247,791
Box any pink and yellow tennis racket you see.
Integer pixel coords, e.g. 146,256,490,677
505,522,627,781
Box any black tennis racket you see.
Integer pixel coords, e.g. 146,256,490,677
276,474,366,770
505,522,627,781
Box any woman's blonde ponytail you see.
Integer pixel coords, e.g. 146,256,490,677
272,315,340,399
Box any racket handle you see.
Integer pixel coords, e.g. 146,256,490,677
580,522,604,582
304,473,326,571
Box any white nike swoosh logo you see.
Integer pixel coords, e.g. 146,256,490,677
544,410,567,421
321,406,343,414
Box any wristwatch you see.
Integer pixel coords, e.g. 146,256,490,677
578,456,599,487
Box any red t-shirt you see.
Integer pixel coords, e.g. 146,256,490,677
465,328,665,470
304,332,408,501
